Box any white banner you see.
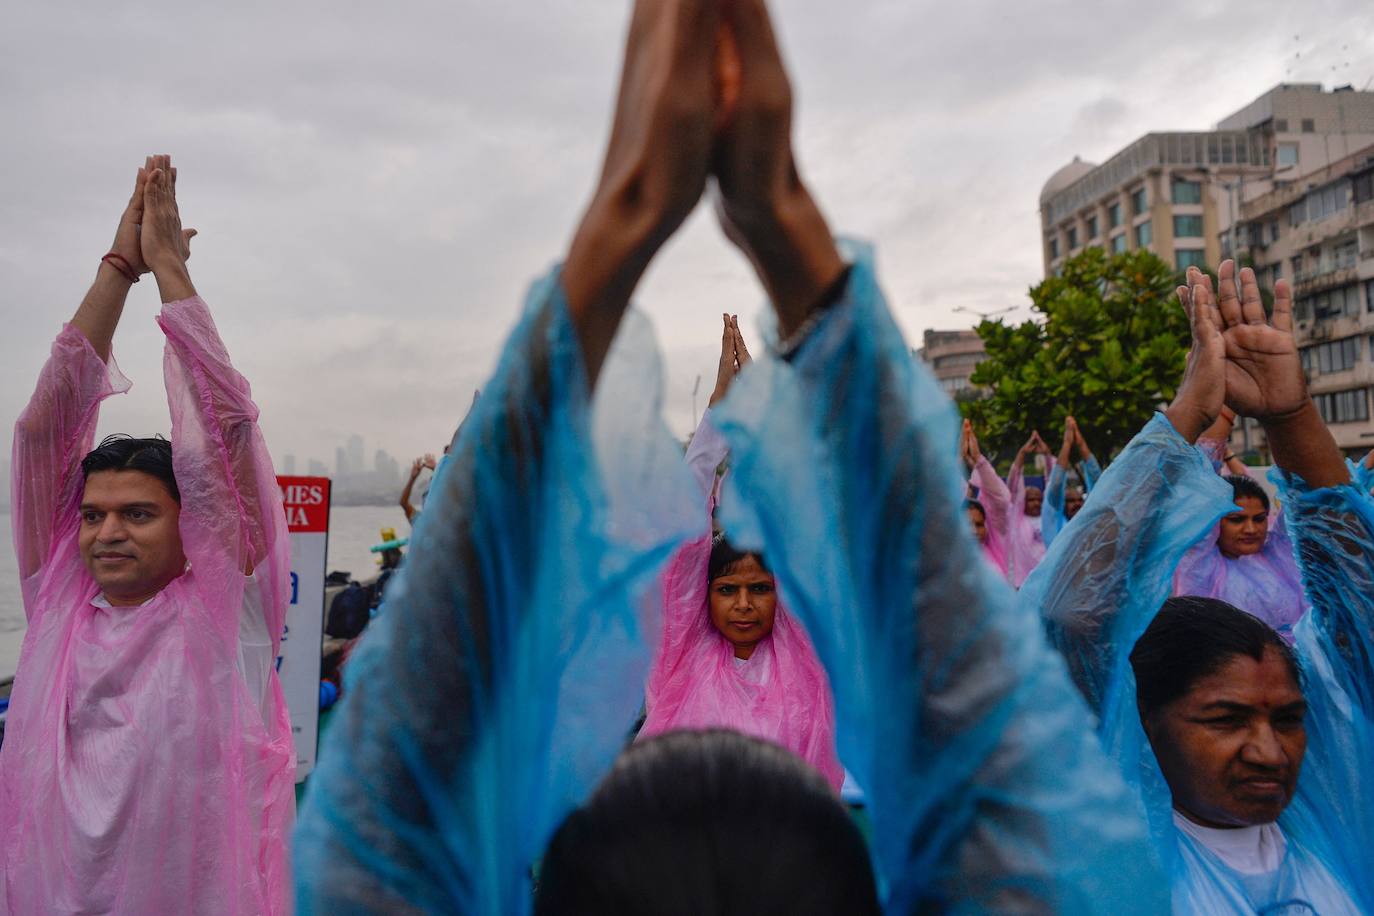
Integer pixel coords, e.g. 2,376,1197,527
277,476,331,783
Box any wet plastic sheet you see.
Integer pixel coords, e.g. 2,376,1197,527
1,300,294,914
711,241,1165,913
1041,456,1101,548
1021,412,1374,911
293,270,700,914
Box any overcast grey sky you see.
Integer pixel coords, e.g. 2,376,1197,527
2,1,1372,477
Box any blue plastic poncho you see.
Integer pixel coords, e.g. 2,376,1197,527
294,245,1167,914
1042,455,1101,547
710,241,1165,913
1020,412,1374,912
293,271,701,914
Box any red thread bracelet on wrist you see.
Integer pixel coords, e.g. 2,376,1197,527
101,253,139,283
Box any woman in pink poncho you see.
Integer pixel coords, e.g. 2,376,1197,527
959,420,1011,581
638,316,843,792
0,157,294,913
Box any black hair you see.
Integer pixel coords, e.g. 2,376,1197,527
1130,596,1302,720
80,434,180,503
707,534,771,582
535,729,879,916
1225,475,1270,513
963,498,986,518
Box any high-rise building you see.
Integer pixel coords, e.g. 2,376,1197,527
307,458,329,478
335,446,349,478
917,329,988,396
282,453,297,475
347,435,365,477
1040,84,1374,278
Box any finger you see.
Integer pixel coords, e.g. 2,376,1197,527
1271,278,1293,335
1176,285,1192,321
670,0,725,74
1214,260,1243,328
1237,266,1264,326
1189,280,1223,347
724,0,786,75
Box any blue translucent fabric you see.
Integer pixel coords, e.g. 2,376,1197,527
1041,456,1102,548
1020,412,1374,912
1353,450,1373,493
711,241,1165,913
293,270,700,914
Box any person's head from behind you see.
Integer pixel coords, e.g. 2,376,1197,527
79,435,186,605
708,536,777,660
964,499,987,544
1130,597,1305,828
1064,485,1085,519
1218,475,1269,559
1023,485,1043,517
536,729,879,916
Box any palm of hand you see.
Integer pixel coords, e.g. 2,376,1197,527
1222,324,1306,418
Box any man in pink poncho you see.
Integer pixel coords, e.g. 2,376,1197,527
638,315,843,792
0,156,294,913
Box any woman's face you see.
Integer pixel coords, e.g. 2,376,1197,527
708,555,777,660
1023,486,1043,517
1064,487,1085,519
1218,496,1268,558
1143,646,1306,828
966,505,988,544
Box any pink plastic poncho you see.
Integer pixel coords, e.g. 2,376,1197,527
638,410,843,792
966,456,1011,581
1172,443,1308,637
1,299,294,914
1006,458,1052,588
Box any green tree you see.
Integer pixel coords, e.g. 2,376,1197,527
962,247,1189,461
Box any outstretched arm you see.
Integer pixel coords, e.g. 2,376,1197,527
399,459,423,522
293,3,717,911
10,166,149,600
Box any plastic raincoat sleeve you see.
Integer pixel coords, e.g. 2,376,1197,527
9,324,130,610
1041,462,1068,547
1352,450,1374,492
1278,470,1374,909
158,297,291,650
293,269,697,915
684,407,729,500
1082,455,1102,491
712,241,1166,914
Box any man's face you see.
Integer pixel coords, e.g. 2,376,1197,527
1218,496,1268,558
1064,487,1085,519
1023,486,1043,517
966,505,988,544
1144,647,1306,828
79,470,186,605
708,555,777,661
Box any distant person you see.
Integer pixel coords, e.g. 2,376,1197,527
0,156,293,913
399,455,431,524
960,420,1011,581
1041,415,1101,547
1006,430,1052,586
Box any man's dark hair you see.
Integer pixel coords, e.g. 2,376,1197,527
80,435,180,503
1225,475,1270,513
963,498,986,518
1130,596,1302,719
707,534,771,582
535,729,879,916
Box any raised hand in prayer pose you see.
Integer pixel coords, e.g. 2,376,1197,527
2,156,294,914
708,313,751,407
1043,416,1102,547
1001,431,1052,585
295,2,1164,913
1024,259,1374,912
961,419,1012,580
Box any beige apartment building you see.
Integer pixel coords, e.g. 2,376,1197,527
917,329,988,397
1040,83,1374,458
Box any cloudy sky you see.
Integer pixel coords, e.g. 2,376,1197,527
2,0,1372,478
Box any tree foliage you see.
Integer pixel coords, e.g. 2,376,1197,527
961,248,1189,461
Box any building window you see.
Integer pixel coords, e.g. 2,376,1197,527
1277,144,1299,168
1274,118,1289,133
1173,214,1205,237
1131,187,1148,216
1068,226,1079,249
1356,171,1374,205
1049,237,1060,259
1302,284,1364,321
1111,233,1127,254
1301,337,1361,376
1366,279,1374,313
1172,180,1203,205
1313,388,1369,424
1086,214,1099,239
1269,221,1280,244
1301,118,1316,134
1108,202,1123,228
1176,249,1207,270
1135,220,1153,247
1333,239,1358,270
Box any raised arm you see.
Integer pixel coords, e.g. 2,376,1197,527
1042,420,1075,545
293,4,715,911
399,458,423,523
10,167,148,603
965,424,1012,540
685,315,748,500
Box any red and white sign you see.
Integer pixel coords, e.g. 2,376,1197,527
277,476,331,782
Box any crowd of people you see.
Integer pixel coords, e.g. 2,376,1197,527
3,1,1374,913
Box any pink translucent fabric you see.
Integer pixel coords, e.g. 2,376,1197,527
1006,458,1052,588
1,299,294,914
967,456,1011,581
638,411,843,792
